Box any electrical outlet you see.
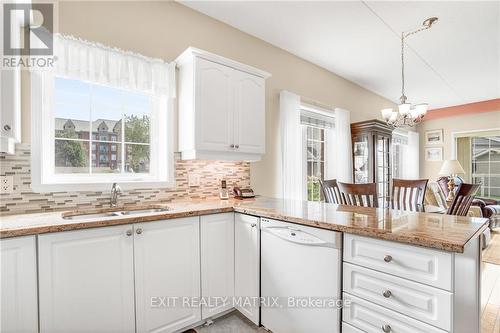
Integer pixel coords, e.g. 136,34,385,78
188,173,200,187
0,176,13,193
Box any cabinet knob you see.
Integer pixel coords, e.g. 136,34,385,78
126,229,133,236
384,255,392,263
3,124,11,131
382,324,392,332
235,144,239,149
230,144,235,148
136,228,143,235
251,223,257,227
382,290,392,298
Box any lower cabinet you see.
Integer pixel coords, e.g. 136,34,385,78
135,217,201,333
38,217,201,333
200,213,235,319
234,213,260,325
38,224,136,333
0,236,38,333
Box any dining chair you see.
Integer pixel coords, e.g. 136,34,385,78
447,183,480,216
319,179,343,204
337,182,378,208
391,178,429,212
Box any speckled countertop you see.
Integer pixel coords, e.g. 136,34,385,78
0,196,489,253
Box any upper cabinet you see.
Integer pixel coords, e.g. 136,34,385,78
176,48,270,161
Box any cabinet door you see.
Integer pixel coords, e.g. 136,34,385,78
38,225,135,333
234,214,260,325
233,71,265,154
135,217,201,333
0,236,38,333
195,57,234,152
200,213,235,319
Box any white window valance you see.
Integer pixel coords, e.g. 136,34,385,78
53,34,175,96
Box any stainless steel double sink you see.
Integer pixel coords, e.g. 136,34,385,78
62,206,172,220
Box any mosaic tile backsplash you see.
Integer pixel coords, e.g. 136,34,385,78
0,144,250,215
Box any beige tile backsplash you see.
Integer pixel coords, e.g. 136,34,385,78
0,144,250,215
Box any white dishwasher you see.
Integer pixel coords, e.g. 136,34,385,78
261,218,342,333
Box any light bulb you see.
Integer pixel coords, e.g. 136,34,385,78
415,103,428,116
388,111,398,123
398,103,411,116
381,108,393,121
409,107,419,119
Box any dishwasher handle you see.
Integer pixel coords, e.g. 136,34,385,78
262,226,339,249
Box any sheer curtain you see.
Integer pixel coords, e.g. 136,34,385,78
332,108,353,182
279,90,305,200
53,34,174,97
404,131,420,179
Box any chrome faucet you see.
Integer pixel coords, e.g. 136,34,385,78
110,183,122,207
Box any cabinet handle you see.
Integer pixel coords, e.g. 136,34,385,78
136,228,143,235
3,125,11,131
230,144,235,148
251,223,257,227
382,290,392,298
384,255,392,263
126,229,133,236
235,144,239,149
382,324,392,332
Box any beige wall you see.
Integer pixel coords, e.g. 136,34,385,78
21,1,394,197
417,111,500,180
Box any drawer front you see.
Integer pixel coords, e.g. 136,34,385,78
343,263,452,331
343,293,447,333
342,322,364,333
343,234,452,290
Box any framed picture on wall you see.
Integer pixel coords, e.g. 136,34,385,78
425,129,444,145
425,147,443,161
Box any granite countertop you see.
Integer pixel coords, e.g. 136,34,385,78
0,197,489,253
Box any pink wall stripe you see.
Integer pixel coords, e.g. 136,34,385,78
424,99,500,121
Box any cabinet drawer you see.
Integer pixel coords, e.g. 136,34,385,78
343,293,447,333
342,322,364,333
343,263,452,331
343,234,452,290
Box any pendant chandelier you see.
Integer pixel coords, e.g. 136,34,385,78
381,17,438,128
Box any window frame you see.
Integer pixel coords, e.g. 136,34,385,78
452,128,500,200
31,72,175,192
300,103,335,202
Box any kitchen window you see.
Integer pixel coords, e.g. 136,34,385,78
31,34,174,191
301,106,335,202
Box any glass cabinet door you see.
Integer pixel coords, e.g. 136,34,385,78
376,134,391,207
353,135,370,184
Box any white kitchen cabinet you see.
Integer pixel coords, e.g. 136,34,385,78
343,234,482,333
0,236,38,333
0,5,22,155
38,225,136,333
134,217,201,333
200,213,235,319
176,47,270,161
234,213,260,325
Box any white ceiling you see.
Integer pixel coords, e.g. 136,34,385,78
180,1,500,109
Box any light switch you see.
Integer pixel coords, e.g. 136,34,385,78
188,173,200,187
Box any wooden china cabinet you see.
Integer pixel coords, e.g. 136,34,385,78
351,120,393,207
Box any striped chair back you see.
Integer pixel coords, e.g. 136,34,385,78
337,182,378,208
447,183,480,216
319,179,343,204
391,179,428,212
